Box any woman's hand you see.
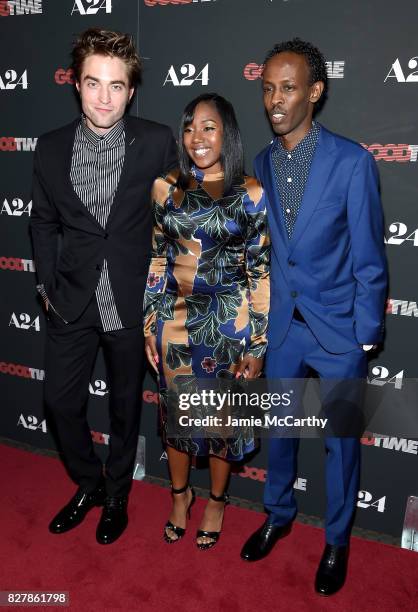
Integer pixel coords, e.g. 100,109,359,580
145,335,159,374
235,354,264,379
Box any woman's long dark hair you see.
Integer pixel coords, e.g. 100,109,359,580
178,93,244,195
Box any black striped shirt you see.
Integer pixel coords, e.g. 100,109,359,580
70,117,125,331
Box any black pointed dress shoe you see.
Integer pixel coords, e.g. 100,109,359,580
49,483,106,534
240,519,292,561
96,496,128,545
315,544,348,596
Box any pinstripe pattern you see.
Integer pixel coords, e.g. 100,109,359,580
70,117,125,331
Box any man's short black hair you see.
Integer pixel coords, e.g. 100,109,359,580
264,38,328,111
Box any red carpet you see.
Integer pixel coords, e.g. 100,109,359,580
0,444,417,612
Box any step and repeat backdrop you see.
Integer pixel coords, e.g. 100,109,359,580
1,0,417,539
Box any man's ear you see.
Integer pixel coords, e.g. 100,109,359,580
75,81,81,94
128,87,135,102
310,80,324,104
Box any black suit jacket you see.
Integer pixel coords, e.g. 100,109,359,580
30,115,177,326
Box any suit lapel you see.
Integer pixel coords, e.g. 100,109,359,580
105,117,140,228
289,127,337,255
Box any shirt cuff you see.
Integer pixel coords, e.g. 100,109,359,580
36,284,48,302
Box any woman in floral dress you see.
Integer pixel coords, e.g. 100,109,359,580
144,93,270,549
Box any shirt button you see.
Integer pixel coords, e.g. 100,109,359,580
287,177,292,183
287,154,292,159
288,260,296,267
286,208,291,214
291,290,298,298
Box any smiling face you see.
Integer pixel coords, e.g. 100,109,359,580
262,51,324,150
183,101,224,174
76,53,134,135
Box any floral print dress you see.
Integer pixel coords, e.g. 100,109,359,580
144,167,270,460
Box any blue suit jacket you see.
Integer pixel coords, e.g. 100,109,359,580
255,125,387,354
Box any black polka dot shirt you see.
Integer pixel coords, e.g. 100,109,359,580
271,121,320,239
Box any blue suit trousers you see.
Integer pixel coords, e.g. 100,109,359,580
264,319,367,545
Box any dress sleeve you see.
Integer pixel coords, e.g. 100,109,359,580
143,180,169,337
243,182,270,358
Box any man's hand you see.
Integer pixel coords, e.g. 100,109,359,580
235,354,264,379
145,335,159,374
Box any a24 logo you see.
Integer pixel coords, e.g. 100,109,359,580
1,198,32,216
9,313,40,332
357,490,386,513
89,379,109,396
0,70,28,90
368,366,404,390
385,57,418,82
385,223,418,247
163,63,209,86
71,0,111,15
17,414,47,433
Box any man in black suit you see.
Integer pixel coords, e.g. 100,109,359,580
30,28,177,544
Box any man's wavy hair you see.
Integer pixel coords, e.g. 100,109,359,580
265,38,328,112
71,28,141,88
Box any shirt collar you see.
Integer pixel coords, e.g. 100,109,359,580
273,121,320,164
80,116,125,148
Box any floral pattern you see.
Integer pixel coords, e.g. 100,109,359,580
143,167,270,460
201,356,217,373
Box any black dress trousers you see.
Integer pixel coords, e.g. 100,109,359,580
44,297,144,497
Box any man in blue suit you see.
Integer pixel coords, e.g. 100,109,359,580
240,39,387,596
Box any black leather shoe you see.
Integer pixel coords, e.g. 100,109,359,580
49,483,106,534
96,496,128,545
315,544,348,596
240,519,292,561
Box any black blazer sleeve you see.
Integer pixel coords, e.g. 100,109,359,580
30,138,60,287
161,127,178,174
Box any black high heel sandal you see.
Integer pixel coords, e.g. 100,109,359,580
163,483,195,544
196,491,230,550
